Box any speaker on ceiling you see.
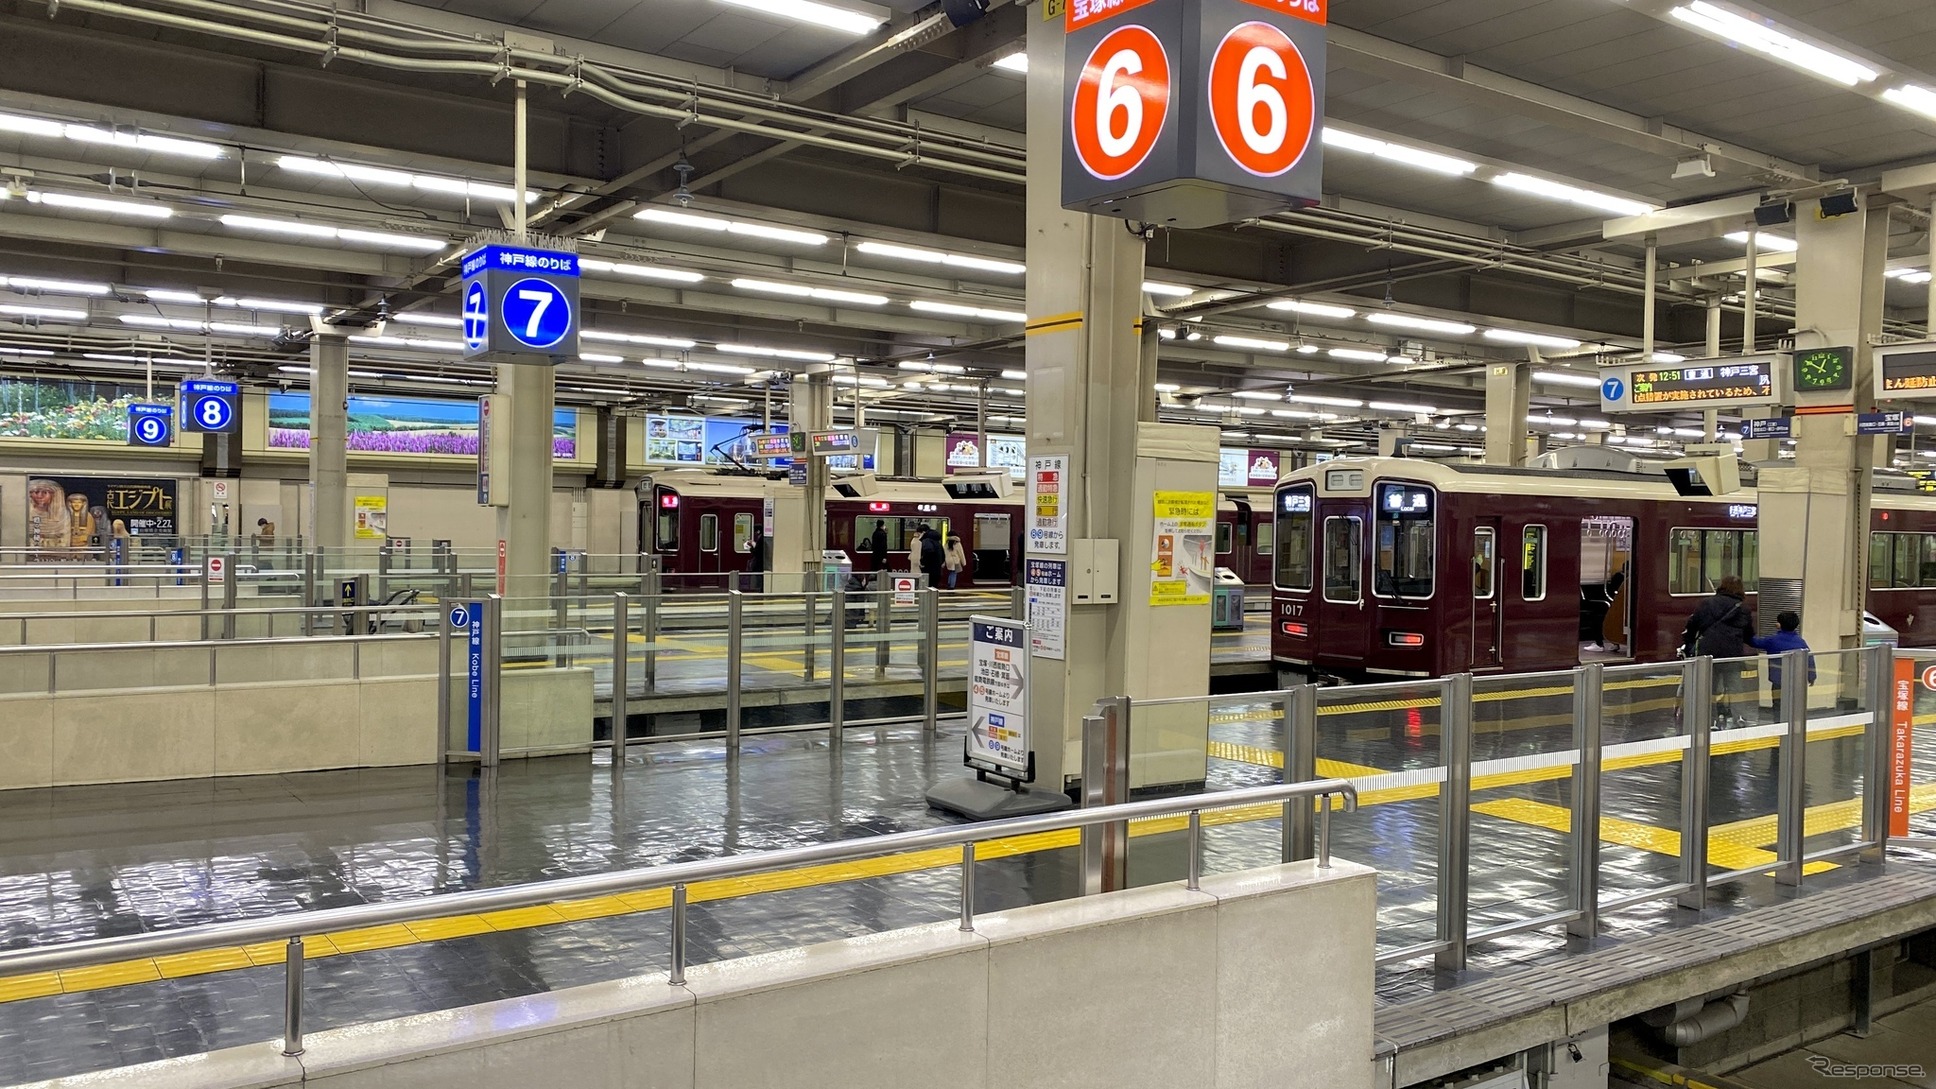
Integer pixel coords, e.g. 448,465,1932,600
1819,191,1859,218
1754,200,1794,227
942,0,989,27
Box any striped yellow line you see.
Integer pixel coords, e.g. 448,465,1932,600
1207,674,1684,724
1023,311,1083,335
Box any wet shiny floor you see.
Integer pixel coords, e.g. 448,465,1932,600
0,678,1931,1085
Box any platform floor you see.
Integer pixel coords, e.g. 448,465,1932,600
0,681,1932,1084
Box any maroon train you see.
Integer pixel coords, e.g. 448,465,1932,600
1269,456,1936,684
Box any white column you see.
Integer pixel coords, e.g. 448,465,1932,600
308,330,349,554
1484,362,1530,466
495,362,554,601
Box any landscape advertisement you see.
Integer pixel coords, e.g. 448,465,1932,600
0,377,154,443
267,393,578,459
26,475,178,552
644,414,874,470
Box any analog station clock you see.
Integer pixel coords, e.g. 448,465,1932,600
1794,346,1853,392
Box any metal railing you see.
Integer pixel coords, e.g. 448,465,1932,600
0,630,435,694
0,777,1358,1057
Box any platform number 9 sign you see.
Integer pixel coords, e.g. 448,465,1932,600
1072,25,1171,181
1209,21,1316,178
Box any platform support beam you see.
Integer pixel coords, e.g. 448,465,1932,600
309,330,350,556
1484,361,1530,467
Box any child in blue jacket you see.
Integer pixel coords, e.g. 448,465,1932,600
1752,611,1815,719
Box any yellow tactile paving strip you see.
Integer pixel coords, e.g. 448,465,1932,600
1,695,1926,1006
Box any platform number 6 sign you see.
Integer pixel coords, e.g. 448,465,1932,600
1209,21,1316,178
1072,25,1171,181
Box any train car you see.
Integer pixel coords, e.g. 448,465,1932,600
1268,456,1936,684
638,468,1024,590
1216,489,1275,588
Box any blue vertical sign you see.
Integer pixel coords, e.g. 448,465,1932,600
459,245,579,364
450,602,482,751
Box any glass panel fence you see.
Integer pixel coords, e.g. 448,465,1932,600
1597,660,1691,910
1705,653,1788,886
1466,670,1579,935
1909,650,1936,842
1801,648,1875,862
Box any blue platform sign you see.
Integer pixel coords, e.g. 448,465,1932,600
180,378,241,434
127,403,173,447
1858,410,1911,436
1601,376,1625,403
1741,417,1792,440
460,245,579,364
451,601,483,752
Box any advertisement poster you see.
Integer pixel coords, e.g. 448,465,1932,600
26,475,177,554
354,495,389,539
644,414,706,463
967,617,1030,777
1149,490,1215,606
1028,454,1068,555
268,393,577,459
1218,448,1248,488
1026,558,1067,660
2,377,155,442
946,432,1027,478
1246,449,1281,486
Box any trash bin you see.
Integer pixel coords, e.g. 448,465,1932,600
820,549,853,594
1211,567,1246,631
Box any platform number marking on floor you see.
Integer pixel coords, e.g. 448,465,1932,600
501,277,572,350
1071,25,1171,182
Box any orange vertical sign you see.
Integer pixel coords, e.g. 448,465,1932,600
1891,655,1915,837
496,539,507,597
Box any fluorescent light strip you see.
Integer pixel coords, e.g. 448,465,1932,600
577,258,705,285
1267,299,1356,319
635,208,828,246
219,214,445,253
991,52,1028,74
1492,173,1655,217
731,278,888,306
0,346,56,356
1534,369,1602,388
1001,369,1027,380
1886,267,1934,285
715,343,837,363
910,300,1027,323
0,110,221,158
1723,231,1799,253
1142,281,1193,297
277,155,531,204
1287,393,1363,408
1884,85,1936,120
1369,401,1440,414
1488,329,1584,349
2,275,112,296
0,303,88,320
1366,312,1477,335
898,360,967,374
24,191,172,219
1213,335,1290,352
118,314,278,336
1329,348,1391,363
1321,128,1478,176
711,0,883,35
855,241,1025,276
1668,2,1877,87
392,314,462,328
1231,390,1280,400
582,329,699,349
578,353,626,364
1651,352,1687,364
348,334,463,351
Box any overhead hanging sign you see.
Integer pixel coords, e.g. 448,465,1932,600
1858,410,1911,435
180,378,242,434
460,244,580,364
747,432,795,460
967,616,1031,779
1740,417,1792,440
1875,341,1936,400
1061,0,1327,229
126,403,173,448
1598,355,1782,413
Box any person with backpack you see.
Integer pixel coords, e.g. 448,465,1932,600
1682,575,1756,724
1752,610,1815,720
919,527,944,588
868,520,889,572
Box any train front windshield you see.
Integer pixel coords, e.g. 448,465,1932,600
1273,487,1313,590
1373,483,1435,599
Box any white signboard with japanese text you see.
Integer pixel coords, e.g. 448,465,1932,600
1028,454,1068,556
1025,558,1067,660
968,616,1031,777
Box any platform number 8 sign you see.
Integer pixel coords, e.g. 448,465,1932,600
1209,21,1315,178
1072,25,1171,181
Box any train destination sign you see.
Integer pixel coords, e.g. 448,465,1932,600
1599,355,1782,413
747,432,794,460
1875,341,1936,400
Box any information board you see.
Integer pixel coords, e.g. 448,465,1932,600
1599,355,1782,413
1029,455,1068,555
1026,558,1067,660
967,616,1031,778
1875,341,1936,400
1858,410,1910,435
1740,417,1792,440
747,432,794,460
1149,490,1215,606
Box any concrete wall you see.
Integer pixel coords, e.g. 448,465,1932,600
16,859,1375,1089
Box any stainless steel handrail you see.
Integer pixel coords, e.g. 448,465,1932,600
0,777,1357,1055
0,630,433,657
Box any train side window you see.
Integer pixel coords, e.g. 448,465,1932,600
1216,521,1234,555
1896,530,1918,589
1521,525,1548,601
732,513,755,553
1738,531,1759,592
1322,516,1362,603
1702,530,1732,593
1255,520,1274,555
1871,533,1894,589
1273,487,1314,591
1922,535,1936,587
1473,527,1496,599
699,514,719,553
656,508,679,552
1669,528,1702,594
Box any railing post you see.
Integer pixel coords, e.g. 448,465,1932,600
220,552,238,639
1011,583,1025,620
829,587,846,750
552,562,569,668
959,843,977,932
875,585,891,671
1080,697,1131,895
1677,657,1713,911
302,549,318,636
611,592,630,777
803,590,818,683
480,594,503,768
1186,809,1203,891
281,936,305,1057
726,590,743,765
199,564,211,641
1775,648,1807,886
377,545,392,605
1435,672,1473,972
436,605,452,760
1568,663,1604,939
1281,684,1317,863
921,588,939,735
669,883,688,985
642,580,660,691
1863,642,1893,862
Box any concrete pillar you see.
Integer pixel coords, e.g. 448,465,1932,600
787,371,832,571
495,362,554,601
1760,199,1888,653
1024,7,1212,794
309,330,349,554
1484,361,1530,466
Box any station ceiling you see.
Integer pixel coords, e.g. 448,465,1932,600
0,0,1934,458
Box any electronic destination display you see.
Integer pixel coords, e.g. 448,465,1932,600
1600,355,1783,413
1875,342,1936,400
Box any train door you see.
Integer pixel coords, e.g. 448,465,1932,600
1315,502,1368,664
697,512,721,574
1471,519,1502,670
1580,516,1634,658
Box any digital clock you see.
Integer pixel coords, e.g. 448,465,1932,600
1794,346,1853,392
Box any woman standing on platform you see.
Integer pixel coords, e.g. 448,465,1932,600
943,535,968,589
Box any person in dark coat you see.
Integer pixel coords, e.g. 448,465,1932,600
919,527,944,588
869,520,889,572
1683,574,1756,722
743,532,765,592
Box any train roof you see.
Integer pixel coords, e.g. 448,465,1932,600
638,467,1023,505
1279,456,1936,511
